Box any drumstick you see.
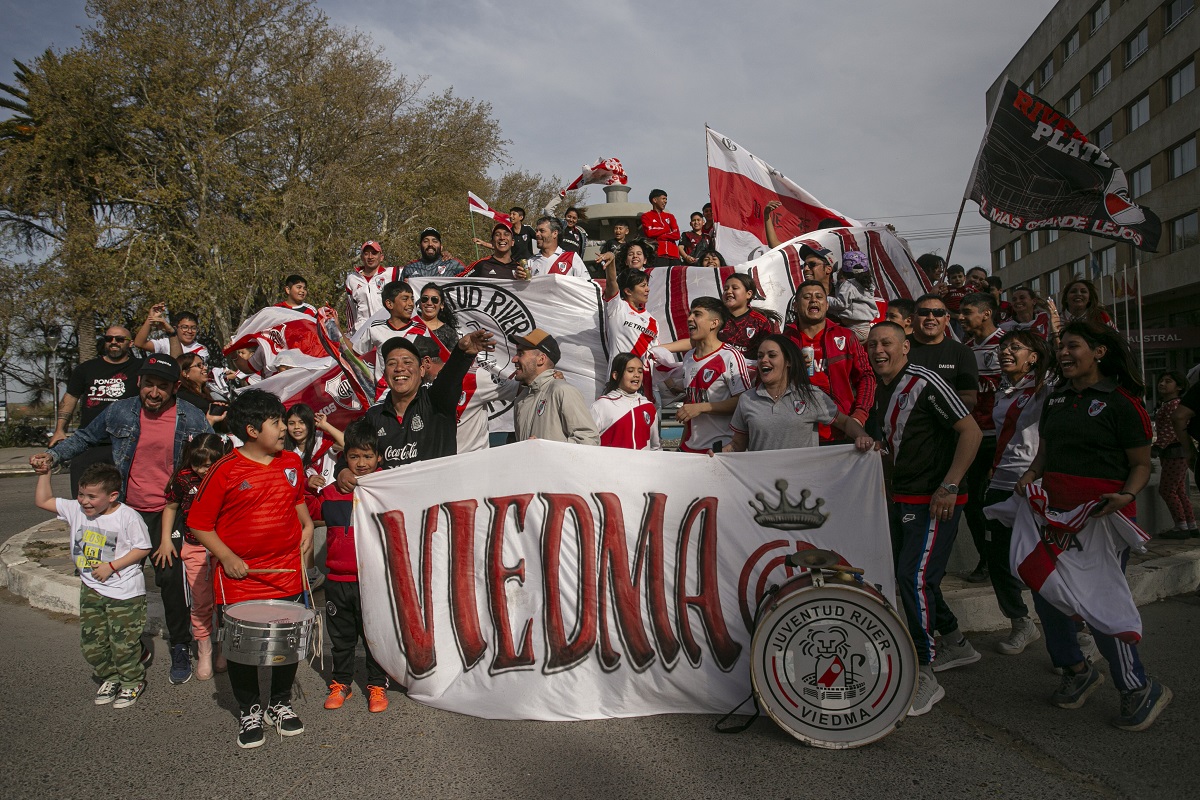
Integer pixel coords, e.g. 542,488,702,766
246,568,297,574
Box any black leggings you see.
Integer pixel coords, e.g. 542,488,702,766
218,593,304,713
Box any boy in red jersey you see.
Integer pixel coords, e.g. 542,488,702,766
189,389,315,749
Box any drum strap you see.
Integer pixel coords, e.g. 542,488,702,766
713,584,780,735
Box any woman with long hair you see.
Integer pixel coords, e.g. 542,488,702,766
719,273,781,359
725,334,872,452
983,329,1055,656
701,250,727,268
416,283,459,353
590,353,660,450
1154,370,1196,538
176,352,228,427
617,239,654,272
1056,278,1113,330
1016,319,1170,730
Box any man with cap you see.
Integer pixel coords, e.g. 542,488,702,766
465,223,525,279
33,353,213,684
334,329,496,489
401,227,466,282
527,217,590,278
510,329,599,444
346,240,401,335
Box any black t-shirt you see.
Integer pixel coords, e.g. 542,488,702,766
907,337,978,393
65,357,140,427
511,224,536,261
465,256,521,279
871,363,971,498
600,238,627,255
561,226,586,256
1181,382,1200,442
1039,377,1152,483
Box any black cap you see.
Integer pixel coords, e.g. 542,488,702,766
380,337,421,364
419,227,442,243
139,353,180,382
509,328,561,364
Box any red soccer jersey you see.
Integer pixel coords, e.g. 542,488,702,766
188,449,305,604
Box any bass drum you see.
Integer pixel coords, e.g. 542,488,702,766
749,570,918,749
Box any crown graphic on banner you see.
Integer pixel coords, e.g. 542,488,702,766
749,480,831,530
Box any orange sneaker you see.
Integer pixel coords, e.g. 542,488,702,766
324,681,352,710
367,684,389,713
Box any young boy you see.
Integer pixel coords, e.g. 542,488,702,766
275,274,317,317
35,462,152,708
676,296,750,453
188,389,315,749
351,279,436,395
886,298,916,335
133,304,210,360
319,419,389,712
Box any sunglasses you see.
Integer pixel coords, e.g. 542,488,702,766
419,296,441,304
104,336,128,343
916,307,949,318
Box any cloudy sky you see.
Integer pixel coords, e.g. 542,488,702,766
2,0,1057,269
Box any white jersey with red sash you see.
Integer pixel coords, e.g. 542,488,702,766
989,374,1052,491
680,344,750,453
356,316,436,398
456,358,521,452
605,296,659,359
591,390,661,450
969,327,1005,435
1001,311,1052,340
528,247,589,278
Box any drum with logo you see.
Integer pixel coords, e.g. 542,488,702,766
220,599,316,666
749,552,917,749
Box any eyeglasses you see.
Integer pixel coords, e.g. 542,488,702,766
998,343,1029,354
104,336,128,343
419,296,441,304
916,307,949,318
177,325,198,333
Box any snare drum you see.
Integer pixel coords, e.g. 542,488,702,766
220,599,316,666
749,568,918,749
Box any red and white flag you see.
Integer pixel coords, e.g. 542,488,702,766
251,358,368,432
560,157,628,196
467,191,511,227
706,127,859,263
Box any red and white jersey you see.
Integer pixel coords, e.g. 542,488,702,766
345,265,402,334
1001,310,1052,340
590,390,661,450
990,373,1052,491
527,247,589,278
151,338,209,361
456,356,520,452
969,327,1005,435
681,344,750,452
605,296,659,359
355,316,434,397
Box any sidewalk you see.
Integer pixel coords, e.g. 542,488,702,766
0,448,43,477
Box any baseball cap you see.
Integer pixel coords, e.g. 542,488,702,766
492,222,512,236
419,227,442,243
841,251,871,275
797,242,832,263
380,337,420,364
139,353,180,382
361,240,382,253
509,328,561,363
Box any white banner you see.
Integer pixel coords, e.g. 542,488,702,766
353,441,893,720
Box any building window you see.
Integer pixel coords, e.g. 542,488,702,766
1046,269,1061,299
1128,94,1150,131
1171,211,1199,251
1170,137,1197,178
1130,163,1152,198
1047,229,1060,243
1024,77,1036,94
1041,58,1055,86
1012,238,1023,261
1094,120,1113,149
1126,26,1149,65
1064,29,1080,61
1091,0,1110,32
995,248,1008,270
1092,60,1112,94
1069,256,1087,279
1066,87,1082,115
1166,0,1194,31
1096,246,1117,284
1168,60,1195,104
1028,231,1040,253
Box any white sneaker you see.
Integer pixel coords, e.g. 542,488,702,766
996,617,1041,655
94,680,120,705
932,636,981,672
908,671,945,717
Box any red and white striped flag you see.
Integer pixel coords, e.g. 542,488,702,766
223,306,327,360
706,127,859,263
560,157,628,196
467,191,511,227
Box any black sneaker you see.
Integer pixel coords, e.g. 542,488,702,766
966,562,989,583
237,705,265,749
264,702,305,737
1114,678,1173,731
169,643,192,685
1051,662,1105,709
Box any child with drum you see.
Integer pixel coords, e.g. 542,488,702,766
33,462,152,708
318,419,390,712
189,389,316,749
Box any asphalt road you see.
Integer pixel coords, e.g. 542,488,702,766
0,473,68,545
1,583,1196,800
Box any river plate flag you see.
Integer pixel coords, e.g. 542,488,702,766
968,80,1161,252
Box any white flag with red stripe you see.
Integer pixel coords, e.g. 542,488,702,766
561,157,628,195
223,307,327,361
706,127,860,264
467,191,511,227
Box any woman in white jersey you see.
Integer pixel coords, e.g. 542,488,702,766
591,354,661,451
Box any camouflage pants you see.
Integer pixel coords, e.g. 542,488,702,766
80,585,147,688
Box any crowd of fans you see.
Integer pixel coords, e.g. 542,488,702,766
28,194,1196,747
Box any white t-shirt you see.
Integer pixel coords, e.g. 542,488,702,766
605,296,659,360
152,338,210,361
354,317,435,393
527,248,590,278
681,344,750,452
57,499,151,600
456,357,521,452
591,390,661,450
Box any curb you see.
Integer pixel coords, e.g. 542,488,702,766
3,522,1198,635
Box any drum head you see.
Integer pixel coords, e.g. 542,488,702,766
750,580,918,749
226,599,315,624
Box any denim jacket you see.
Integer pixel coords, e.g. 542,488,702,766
49,396,213,499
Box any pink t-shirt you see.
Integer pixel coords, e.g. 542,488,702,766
124,405,176,512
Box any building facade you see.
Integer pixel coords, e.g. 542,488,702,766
987,0,1198,375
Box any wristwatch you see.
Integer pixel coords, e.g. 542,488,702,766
939,483,959,494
